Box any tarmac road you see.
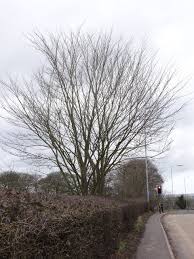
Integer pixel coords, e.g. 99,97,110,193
163,214,194,259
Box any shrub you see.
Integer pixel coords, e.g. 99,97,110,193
176,194,186,209
134,216,144,233
0,190,146,258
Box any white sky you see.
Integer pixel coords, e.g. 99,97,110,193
0,0,194,194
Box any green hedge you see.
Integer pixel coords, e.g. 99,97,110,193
0,190,146,258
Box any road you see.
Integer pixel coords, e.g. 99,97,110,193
163,214,194,259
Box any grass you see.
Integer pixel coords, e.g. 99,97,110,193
110,212,153,259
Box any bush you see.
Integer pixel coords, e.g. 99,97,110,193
0,190,146,258
176,194,186,209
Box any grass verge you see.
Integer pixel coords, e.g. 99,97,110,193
110,212,153,259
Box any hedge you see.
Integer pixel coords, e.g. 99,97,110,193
0,190,147,258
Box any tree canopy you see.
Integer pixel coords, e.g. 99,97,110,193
1,31,183,195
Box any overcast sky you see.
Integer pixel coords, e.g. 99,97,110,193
0,0,194,194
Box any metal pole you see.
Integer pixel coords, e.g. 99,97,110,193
171,167,174,209
144,130,150,207
171,167,173,195
184,177,187,209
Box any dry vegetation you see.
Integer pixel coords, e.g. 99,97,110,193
0,190,146,258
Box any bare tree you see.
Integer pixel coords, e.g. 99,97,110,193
38,171,73,194
0,171,39,191
112,158,163,199
0,31,183,195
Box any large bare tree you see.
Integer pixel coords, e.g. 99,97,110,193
0,31,183,195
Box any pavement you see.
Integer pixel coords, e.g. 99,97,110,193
136,213,172,259
163,213,194,259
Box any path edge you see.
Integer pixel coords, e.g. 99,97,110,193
160,213,175,259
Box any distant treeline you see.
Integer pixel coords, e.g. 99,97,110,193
0,158,163,199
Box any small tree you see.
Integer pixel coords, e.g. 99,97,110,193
38,172,73,194
112,158,163,199
176,194,186,209
0,171,39,191
0,171,20,189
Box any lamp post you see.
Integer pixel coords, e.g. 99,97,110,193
184,177,187,209
144,104,150,210
145,138,149,207
144,119,150,209
171,167,173,196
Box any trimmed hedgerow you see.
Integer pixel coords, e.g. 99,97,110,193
0,190,146,258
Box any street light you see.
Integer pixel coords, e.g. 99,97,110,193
171,167,173,196
144,126,149,208
183,176,187,209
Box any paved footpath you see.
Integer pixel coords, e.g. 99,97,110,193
136,213,172,259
